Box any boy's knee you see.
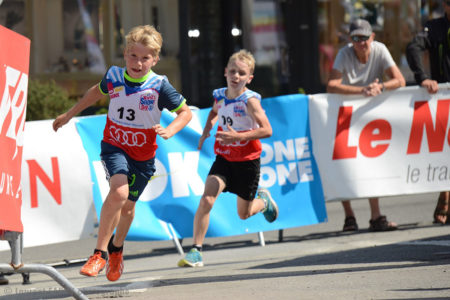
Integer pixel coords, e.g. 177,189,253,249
199,196,215,211
121,207,135,218
237,212,251,220
107,188,128,202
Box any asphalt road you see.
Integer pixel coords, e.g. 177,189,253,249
0,192,449,300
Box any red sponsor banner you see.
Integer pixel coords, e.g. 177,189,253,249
0,25,30,232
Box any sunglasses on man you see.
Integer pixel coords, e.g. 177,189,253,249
351,35,370,42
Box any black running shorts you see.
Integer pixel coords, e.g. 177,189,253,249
208,155,260,201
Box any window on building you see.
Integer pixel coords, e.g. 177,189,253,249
0,0,25,35
60,0,106,74
245,0,290,96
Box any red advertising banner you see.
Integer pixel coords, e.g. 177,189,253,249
0,25,30,232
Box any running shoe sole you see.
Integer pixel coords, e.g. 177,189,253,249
178,258,204,267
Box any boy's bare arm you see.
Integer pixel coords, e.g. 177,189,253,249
53,84,103,132
198,104,218,150
153,103,192,140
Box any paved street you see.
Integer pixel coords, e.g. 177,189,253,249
0,192,449,299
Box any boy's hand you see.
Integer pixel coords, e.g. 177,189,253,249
52,113,70,132
153,124,172,140
216,125,239,145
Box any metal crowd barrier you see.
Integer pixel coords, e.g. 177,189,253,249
0,230,88,300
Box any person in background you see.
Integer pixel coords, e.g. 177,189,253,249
177,50,278,268
406,0,450,225
53,25,192,281
327,18,405,232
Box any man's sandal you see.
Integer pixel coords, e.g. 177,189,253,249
433,195,449,225
343,216,358,231
369,215,397,232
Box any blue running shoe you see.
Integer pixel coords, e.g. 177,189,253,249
178,248,203,267
258,188,278,223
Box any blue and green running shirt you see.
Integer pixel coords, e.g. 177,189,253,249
99,66,186,161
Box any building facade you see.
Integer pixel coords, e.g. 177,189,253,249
0,0,442,109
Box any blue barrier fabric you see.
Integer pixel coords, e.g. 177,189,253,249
75,94,327,240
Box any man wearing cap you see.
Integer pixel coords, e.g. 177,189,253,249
406,0,450,225
327,18,405,232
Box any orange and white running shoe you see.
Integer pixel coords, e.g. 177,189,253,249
106,251,123,281
80,251,106,277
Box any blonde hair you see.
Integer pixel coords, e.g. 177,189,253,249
125,25,163,56
227,49,256,74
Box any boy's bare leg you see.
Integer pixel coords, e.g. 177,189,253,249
193,175,226,245
80,174,129,277
237,196,265,220
95,174,129,251
113,200,136,247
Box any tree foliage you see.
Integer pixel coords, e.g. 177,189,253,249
26,79,76,121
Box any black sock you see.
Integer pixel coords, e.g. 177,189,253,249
192,244,202,252
108,235,123,253
94,249,108,260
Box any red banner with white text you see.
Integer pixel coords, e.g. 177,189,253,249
310,84,450,201
0,25,30,232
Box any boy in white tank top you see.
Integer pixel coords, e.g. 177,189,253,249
178,50,278,268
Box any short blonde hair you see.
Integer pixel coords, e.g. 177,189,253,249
125,25,163,57
227,49,256,74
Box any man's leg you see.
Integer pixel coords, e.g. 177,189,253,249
342,200,358,231
433,191,449,224
368,197,382,220
342,200,354,217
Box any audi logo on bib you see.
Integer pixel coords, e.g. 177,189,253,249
219,140,249,147
109,125,146,147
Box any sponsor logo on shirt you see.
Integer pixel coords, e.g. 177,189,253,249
233,104,246,117
108,82,120,98
139,94,156,111
109,125,147,147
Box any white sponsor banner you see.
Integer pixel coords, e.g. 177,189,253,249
310,84,450,201
0,119,96,251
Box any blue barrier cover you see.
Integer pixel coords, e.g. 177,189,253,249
75,94,327,240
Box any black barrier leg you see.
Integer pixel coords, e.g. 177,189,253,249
21,272,31,284
278,229,284,242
